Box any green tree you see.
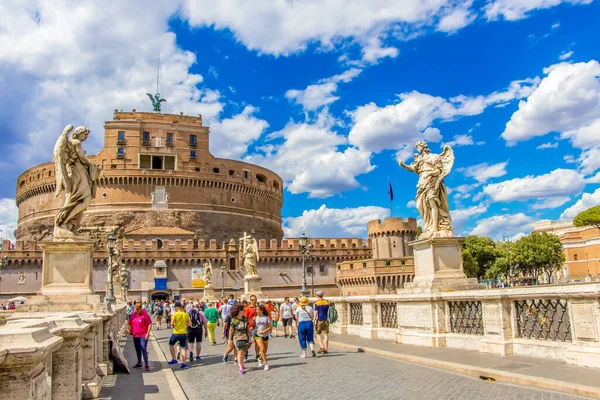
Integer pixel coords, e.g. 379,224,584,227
512,232,565,284
461,235,498,278
462,248,478,278
484,242,518,283
574,205,600,229
417,226,423,238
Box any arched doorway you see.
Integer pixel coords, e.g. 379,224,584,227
151,291,169,301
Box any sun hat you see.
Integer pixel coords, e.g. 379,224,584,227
193,301,199,306
299,296,310,306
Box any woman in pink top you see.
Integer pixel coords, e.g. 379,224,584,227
127,301,153,370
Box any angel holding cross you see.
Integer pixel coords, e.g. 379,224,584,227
240,233,260,277
400,141,454,239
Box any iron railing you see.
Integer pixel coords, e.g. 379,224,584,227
515,299,571,342
380,302,397,329
349,303,363,325
448,301,484,335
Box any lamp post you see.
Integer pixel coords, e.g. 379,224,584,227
502,233,512,287
299,233,310,297
107,233,117,303
220,264,226,298
309,249,315,297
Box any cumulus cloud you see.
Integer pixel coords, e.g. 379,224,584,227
470,213,536,239
349,78,538,153
483,168,585,202
443,134,483,147
485,0,591,21
437,6,476,33
210,106,269,159
285,69,362,111
283,204,389,238
245,112,374,198
537,142,559,149
531,196,572,210
0,199,18,243
560,188,600,220
459,162,509,183
451,204,488,233
559,50,574,60
502,61,600,145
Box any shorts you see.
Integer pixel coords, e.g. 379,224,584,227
234,340,249,351
282,318,292,327
316,320,329,334
187,327,203,343
272,321,278,328
169,333,188,347
254,335,269,341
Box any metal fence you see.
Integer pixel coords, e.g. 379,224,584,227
349,302,363,326
448,301,484,335
380,302,398,328
515,299,571,342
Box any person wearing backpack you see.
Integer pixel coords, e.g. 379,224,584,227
294,296,316,358
154,300,165,330
186,301,208,362
313,291,330,354
168,302,192,369
229,303,253,374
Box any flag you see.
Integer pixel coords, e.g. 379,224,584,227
388,179,394,201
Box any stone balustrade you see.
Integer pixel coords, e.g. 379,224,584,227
324,283,600,368
0,304,127,399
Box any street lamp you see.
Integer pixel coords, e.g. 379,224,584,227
220,264,226,298
502,233,513,287
107,233,117,303
299,233,310,297
308,246,315,297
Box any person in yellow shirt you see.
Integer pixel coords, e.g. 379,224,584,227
168,302,192,369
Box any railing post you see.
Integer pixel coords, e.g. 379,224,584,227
360,301,379,339
79,314,103,399
566,296,600,367
333,301,349,335
480,298,514,355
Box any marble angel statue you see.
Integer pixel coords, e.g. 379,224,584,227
53,125,101,239
400,141,454,239
242,237,260,276
202,260,213,286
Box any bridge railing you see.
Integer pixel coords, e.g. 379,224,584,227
325,283,600,369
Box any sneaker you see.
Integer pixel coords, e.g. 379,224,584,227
133,363,143,368
145,365,150,371
323,350,329,354
317,348,325,354
239,367,246,374
223,354,228,363
264,364,269,371
300,353,306,358
195,356,201,361
167,360,178,365
189,351,193,362
311,350,316,357
290,334,295,339
258,359,263,367
255,355,260,362
180,363,189,369
284,334,288,338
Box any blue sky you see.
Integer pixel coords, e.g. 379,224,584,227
1,0,599,241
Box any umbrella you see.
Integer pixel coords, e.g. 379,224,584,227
7,296,27,302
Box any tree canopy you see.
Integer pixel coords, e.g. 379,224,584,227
461,235,498,278
573,205,600,229
512,231,565,283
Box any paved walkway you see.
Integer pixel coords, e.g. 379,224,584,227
150,326,588,400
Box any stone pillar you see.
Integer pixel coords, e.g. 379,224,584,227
79,314,103,399
203,286,218,302
0,327,63,400
330,301,348,335
480,299,514,355
360,301,379,339
38,240,96,297
242,275,266,300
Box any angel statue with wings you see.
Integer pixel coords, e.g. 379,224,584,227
146,92,166,112
242,236,260,277
53,125,101,240
400,141,454,239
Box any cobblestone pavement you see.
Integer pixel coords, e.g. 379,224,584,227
152,327,588,400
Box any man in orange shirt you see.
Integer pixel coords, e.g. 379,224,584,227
244,295,258,361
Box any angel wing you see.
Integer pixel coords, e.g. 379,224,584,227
159,98,167,103
253,238,259,263
439,145,455,181
53,125,74,197
146,93,155,102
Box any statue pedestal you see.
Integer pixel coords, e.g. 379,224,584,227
242,275,266,300
401,237,483,293
202,285,219,303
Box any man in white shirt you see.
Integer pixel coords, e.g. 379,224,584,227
279,297,294,338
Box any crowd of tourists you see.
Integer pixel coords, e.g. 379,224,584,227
125,290,336,374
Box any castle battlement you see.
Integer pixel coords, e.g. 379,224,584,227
367,217,418,237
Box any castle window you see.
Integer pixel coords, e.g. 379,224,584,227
20,180,25,188
574,254,578,261
320,265,326,273
243,170,249,179
139,155,151,169
157,239,163,249
166,133,174,146
229,170,235,176
164,156,175,170
190,150,197,160
117,147,125,158
190,135,197,147
142,131,150,144
152,156,162,169
117,131,126,144
307,266,313,275
256,174,266,183
229,258,236,270
213,168,220,174
273,181,280,189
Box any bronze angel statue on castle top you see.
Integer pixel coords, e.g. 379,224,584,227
400,141,454,239
53,124,101,240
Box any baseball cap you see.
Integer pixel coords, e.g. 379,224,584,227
316,290,324,297
174,302,183,308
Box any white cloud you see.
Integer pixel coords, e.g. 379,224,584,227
485,0,591,21
470,213,536,239
502,61,600,145
245,112,374,198
349,78,538,153
209,106,269,159
586,171,600,183
560,188,600,220
285,68,362,111
561,119,600,149
406,200,416,208
578,146,600,175
459,162,509,183
559,50,574,60
451,204,488,232
443,134,485,147
537,142,559,149
531,196,572,210
483,168,585,202
437,6,476,33
283,204,389,238
0,198,18,243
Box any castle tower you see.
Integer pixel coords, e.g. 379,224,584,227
368,218,418,259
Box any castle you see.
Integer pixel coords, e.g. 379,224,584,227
1,110,416,301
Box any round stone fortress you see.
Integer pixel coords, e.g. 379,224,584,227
15,110,284,243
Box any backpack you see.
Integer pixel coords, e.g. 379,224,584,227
189,309,201,328
157,305,163,315
327,305,338,325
